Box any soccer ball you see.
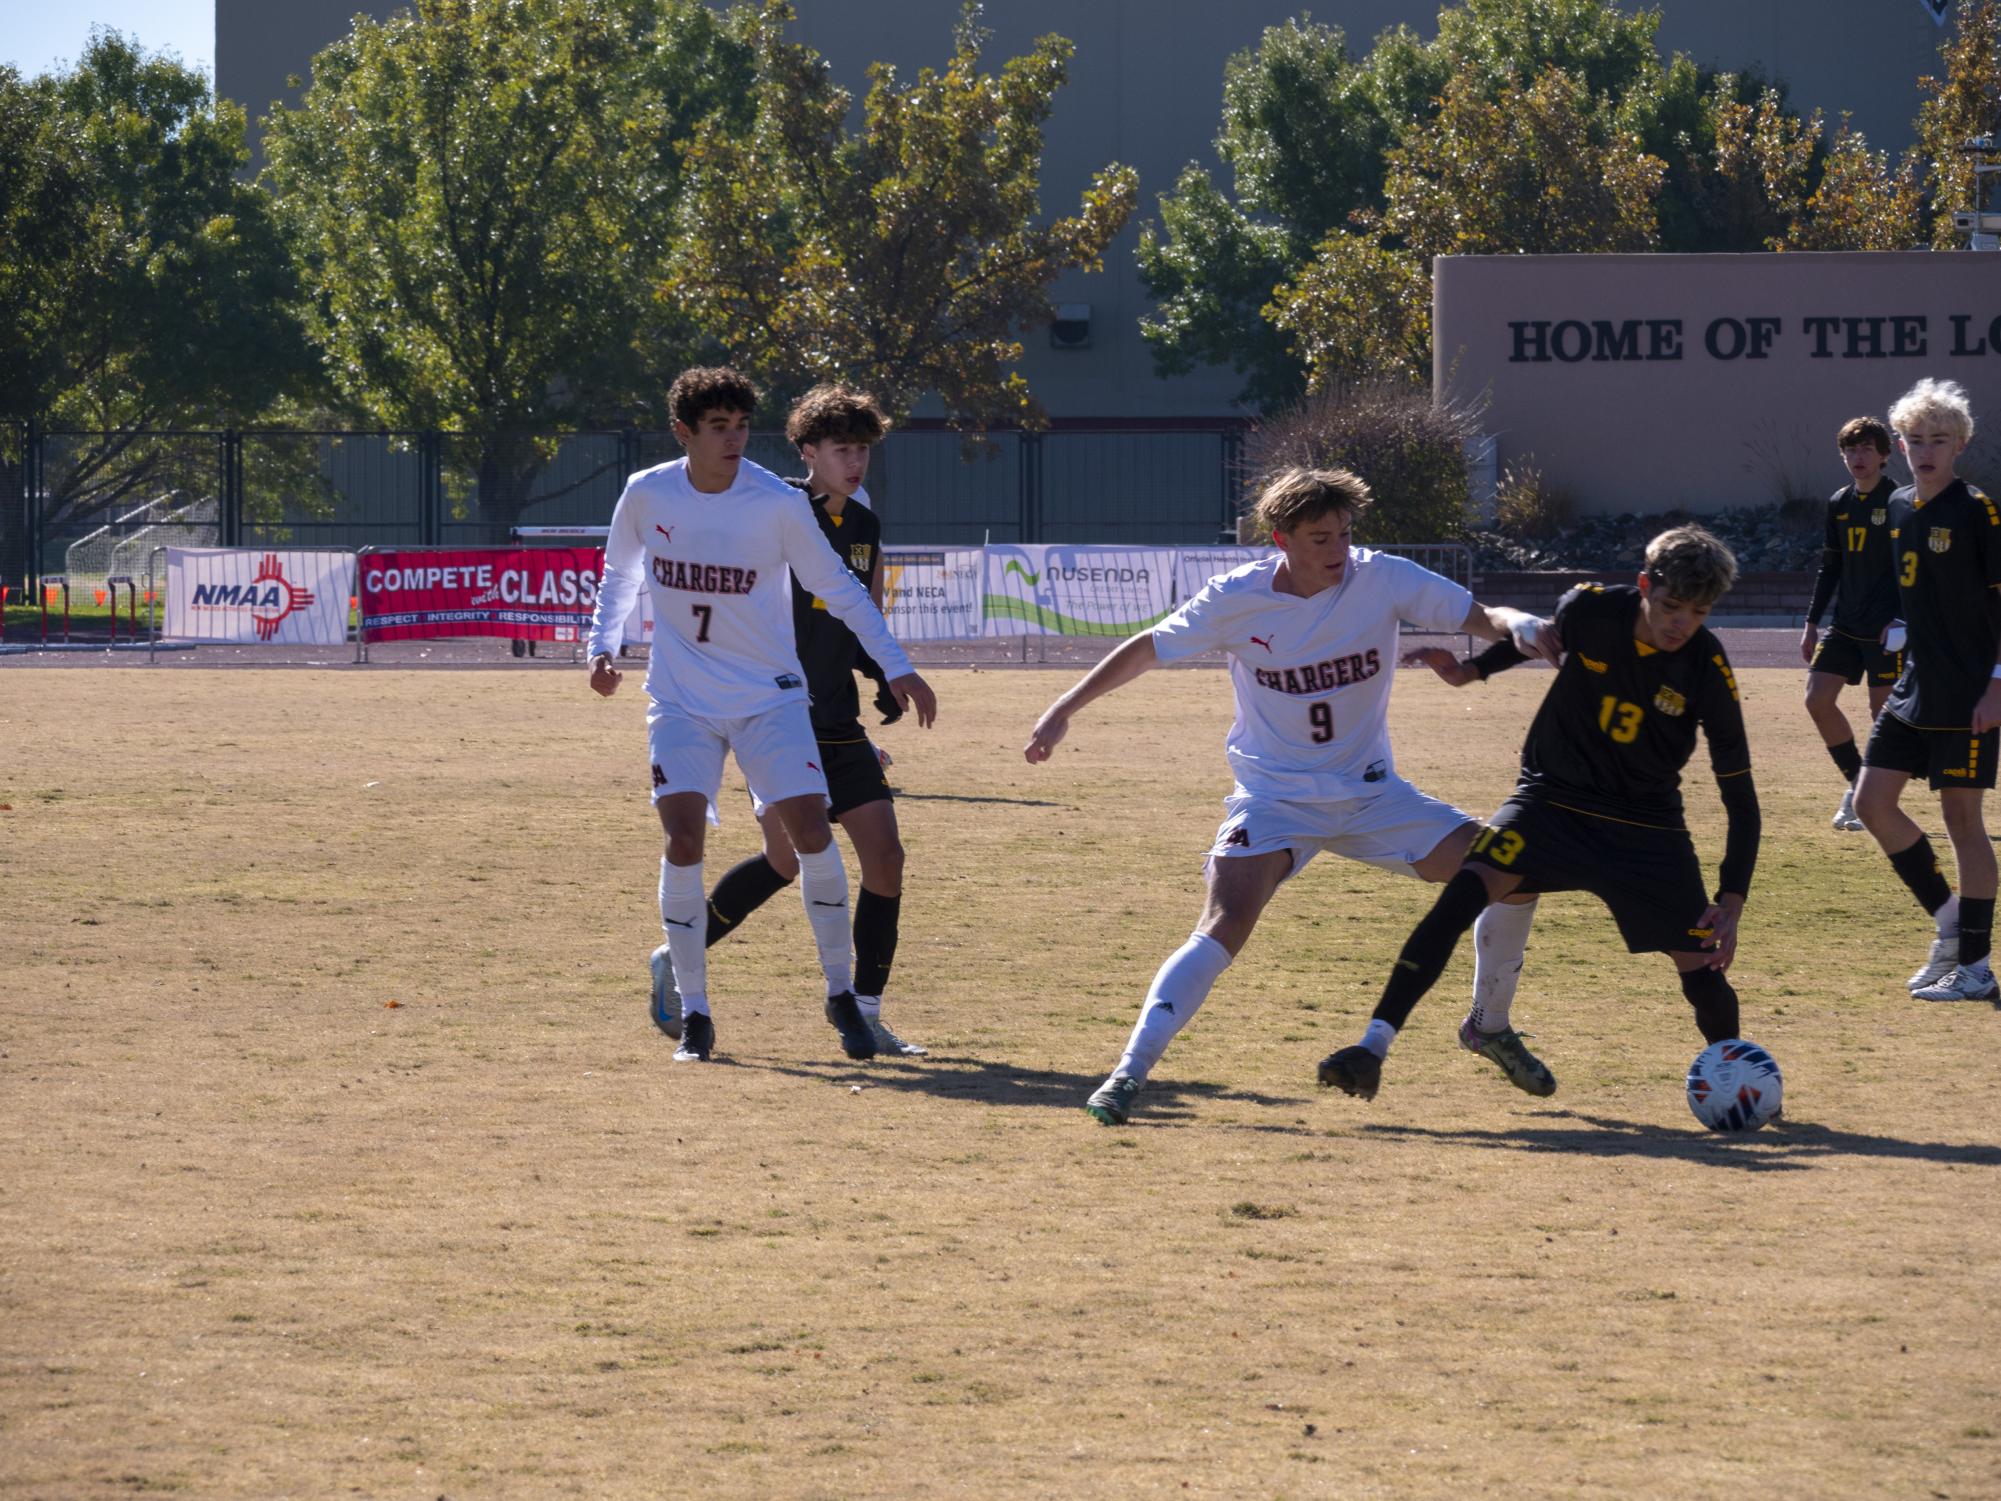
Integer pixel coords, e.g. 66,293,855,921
1685,1039,1783,1132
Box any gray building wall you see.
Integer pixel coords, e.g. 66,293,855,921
217,0,1968,420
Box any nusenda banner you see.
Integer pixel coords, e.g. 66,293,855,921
359,546,601,643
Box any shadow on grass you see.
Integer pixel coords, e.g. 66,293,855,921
743,1052,1297,1119
1357,1111,2001,1172
889,791,1073,808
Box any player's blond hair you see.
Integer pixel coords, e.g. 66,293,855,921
1250,466,1373,540
1644,526,1738,607
1889,378,1976,444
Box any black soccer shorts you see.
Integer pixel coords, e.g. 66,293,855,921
1865,712,1999,791
1810,628,1901,688
1466,795,1714,955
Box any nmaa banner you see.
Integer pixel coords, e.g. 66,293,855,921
161,548,355,644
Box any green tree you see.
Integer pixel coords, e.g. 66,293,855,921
1135,18,1438,409
0,33,311,574
1133,1,1826,407
263,0,755,530
669,2,1136,435
1778,118,1923,251
1274,66,1665,393
1916,0,2001,248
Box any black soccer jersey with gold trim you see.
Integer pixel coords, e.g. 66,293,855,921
1813,478,1899,637
785,481,884,736
1512,584,1751,828
1885,478,2001,730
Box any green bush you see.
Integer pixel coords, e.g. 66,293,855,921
1493,458,1576,539
1242,382,1480,544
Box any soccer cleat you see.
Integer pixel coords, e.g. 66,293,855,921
1458,1015,1557,1097
824,991,879,1060
1316,1046,1382,1101
1084,1074,1143,1125
1912,965,1999,1002
1832,788,1864,831
1907,933,1959,992
648,943,682,1039
867,1015,927,1056
673,1010,715,1062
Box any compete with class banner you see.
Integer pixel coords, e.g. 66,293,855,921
359,546,601,642
879,548,983,641
161,548,356,644
981,545,1180,637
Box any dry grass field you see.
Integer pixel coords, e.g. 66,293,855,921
2,661,1998,1500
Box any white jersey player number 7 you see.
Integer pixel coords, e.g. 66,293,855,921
586,456,913,714
1152,548,1472,801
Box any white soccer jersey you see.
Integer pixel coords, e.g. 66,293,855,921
587,457,913,717
1151,549,1472,800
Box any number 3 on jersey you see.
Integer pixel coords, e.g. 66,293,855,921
1308,701,1334,743
1597,695,1643,743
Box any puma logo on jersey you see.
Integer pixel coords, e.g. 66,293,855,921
1249,634,1274,653
655,524,675,541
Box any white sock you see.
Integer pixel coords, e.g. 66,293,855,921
1361,1019,1397,1059
855,994,882,1018
796,842,854,995
1114,933,1233,1080
660,857,709,1015
1469,896,1537,1033
1936,894,1960,937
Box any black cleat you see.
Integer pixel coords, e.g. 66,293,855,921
824,991,879,1060
1317,1045,1381,1100
674,1010,714,1062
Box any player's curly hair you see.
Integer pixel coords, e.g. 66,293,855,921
669,366,759,429
1836,416,1891,455
1250,466,1373,540
1889,378,1976,444
785,384,890,449
1644,526,1738,607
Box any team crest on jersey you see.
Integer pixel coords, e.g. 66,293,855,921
1577,653,1608,674
850,544,872,571
1929,526,1953,554
1871,508,1887,525
1653,684,1687,717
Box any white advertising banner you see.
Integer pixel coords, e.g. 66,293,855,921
981,544,1179,637
162,548,355,644
1173,546,1275,602
879,547,983,641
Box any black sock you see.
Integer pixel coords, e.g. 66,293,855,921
1959,897,1994,969
1886,835,1954,918
853,888,900,997
1679,967,1741,1044
1371,870,1491,1030
1827,738,1862,782
706,855,793,945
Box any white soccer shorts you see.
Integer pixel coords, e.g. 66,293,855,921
1207,777,1474,880
645,696,829,815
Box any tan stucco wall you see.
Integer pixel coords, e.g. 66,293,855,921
1434,251,2001,515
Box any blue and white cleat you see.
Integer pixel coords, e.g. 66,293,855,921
649,943,682,1039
